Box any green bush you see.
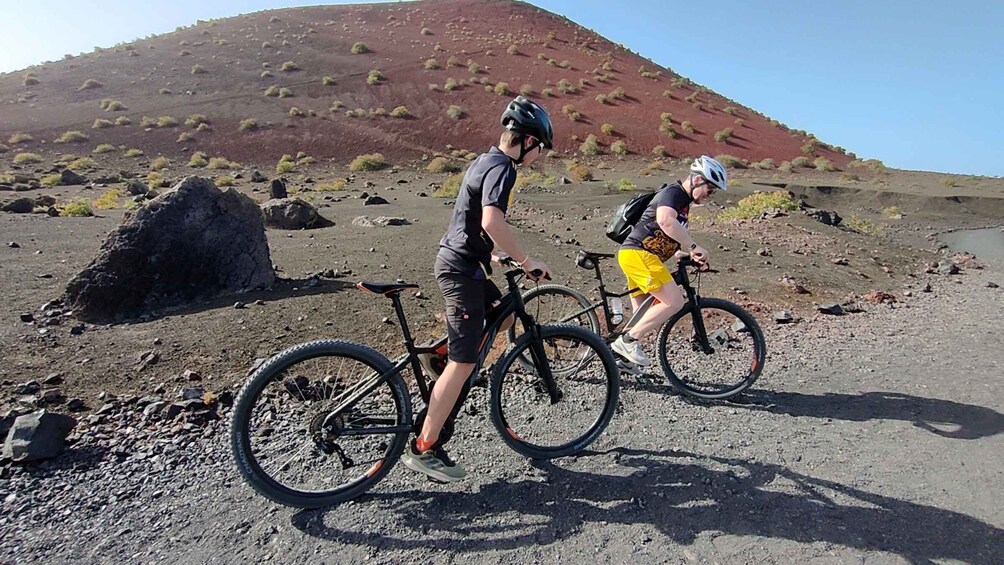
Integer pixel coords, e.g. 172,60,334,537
93,188,125,210
78,79,102,91
191,64,207,75
433,173,464,198
41,173,63,186
115,116,132,126
421,27,433,36
595,94,608,104
322,76,336,85
845,215,882,235
447,56,461,67
351,42,369,54
55,131,88,144
609,87,626,100
714,128,734,142
567,163,593,182
93,144,117,154
557,79,577,94
276,155,296,173
507,45,520,55
562,104,580,122
124,148,144,157
150,156,171,171
216,176,235,186
390,106,411,118
681,121,695,134
753,158,775,170
605,178,636,191
288,107,306,117
100,99,127,111
185,114,209,128
157,116,178,127
446,105,464,119
349,153,387,172
600,123,615,135
239,119,258,131
278,87,294,98
652,145,669,158
58,199,93,217
0,143,8,154
92,119,114,129
659,122,677,138
367,70,383,85
208,157,237,170
723,106,739,115
714,154,746,168
315,180,347,191
519,84,533,96
8,133,33,144
188,152,208,167
814,157,836,171
493,82,510,96
264,86,279,97
541,88,553,97
427,156,461,173
610,141,628,155
280,61,300,72
791,156,810,168
579,134,600,155
424,58,440,70
719,191,799,221
467,62,482,74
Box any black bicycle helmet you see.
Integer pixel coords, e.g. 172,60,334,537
500,95,553,149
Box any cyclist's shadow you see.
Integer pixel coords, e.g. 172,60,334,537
734,390,1004,440
291,447,1002,563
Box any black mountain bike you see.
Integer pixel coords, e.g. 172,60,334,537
509,250,766,400
231,261,620,508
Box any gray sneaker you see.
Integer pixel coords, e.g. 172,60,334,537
611,335,652,367
402,441,466,482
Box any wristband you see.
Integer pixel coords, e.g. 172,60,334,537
689,242,698,251
519,255,531,267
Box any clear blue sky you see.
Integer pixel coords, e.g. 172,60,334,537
1,0,1002,176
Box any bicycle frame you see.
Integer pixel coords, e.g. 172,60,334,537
321,267,558,436
554,253,710,348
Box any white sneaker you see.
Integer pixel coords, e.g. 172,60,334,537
611,335,651,367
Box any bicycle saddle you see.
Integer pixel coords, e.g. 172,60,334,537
356,281,420,295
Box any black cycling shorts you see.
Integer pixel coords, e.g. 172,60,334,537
436,270,502,364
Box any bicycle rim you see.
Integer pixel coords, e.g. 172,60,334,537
232,342,410,507
657,299,766,399
508,285,600,371
492,325,619,459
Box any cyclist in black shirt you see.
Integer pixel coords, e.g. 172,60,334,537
611,155,728,367
402,96,554,482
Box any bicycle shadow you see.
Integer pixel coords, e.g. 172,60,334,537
734,390,1004,440
290,447,1002,563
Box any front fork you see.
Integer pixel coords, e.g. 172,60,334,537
687,294,714,354
522,316,562,404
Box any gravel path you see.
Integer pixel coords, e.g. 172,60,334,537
2,264,1002,564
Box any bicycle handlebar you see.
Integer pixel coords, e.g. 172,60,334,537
498,256,550,281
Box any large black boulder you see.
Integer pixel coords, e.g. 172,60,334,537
64,177,275,323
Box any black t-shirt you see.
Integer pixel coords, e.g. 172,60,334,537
621,181,692,250
437,147,517,277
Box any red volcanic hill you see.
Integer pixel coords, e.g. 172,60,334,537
0,0,851,168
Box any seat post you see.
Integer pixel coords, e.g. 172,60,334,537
389,293,416,349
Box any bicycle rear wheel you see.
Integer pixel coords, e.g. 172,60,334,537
655,298,766,400
231,340,411,508
490,324,619,459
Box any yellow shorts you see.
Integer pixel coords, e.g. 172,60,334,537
618,248,672,298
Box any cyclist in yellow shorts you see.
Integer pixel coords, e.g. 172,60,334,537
611,155,728,367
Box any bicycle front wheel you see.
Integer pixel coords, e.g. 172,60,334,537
507,284,601,372
490,324,619,459
656,298,767,400
231,340,411,508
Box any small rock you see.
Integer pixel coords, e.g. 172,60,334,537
831,257,849,266
95,403,117,415
182,370,202,381
772,311,795,324
14,380,41,395
143,401,168,418
66,398,85,411
41,373,63,386
234,302,246,309
756,247,771,257
7,241,19,248
731,319,748,333
364,196,388,206
817,303,843,315
181,387,205,401
19,313,34,323
988,282,999,289
251,170,268,183
1,410,77,462
69,323,85,335
39,389,65,404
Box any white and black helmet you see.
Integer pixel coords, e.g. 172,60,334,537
690,155,728,191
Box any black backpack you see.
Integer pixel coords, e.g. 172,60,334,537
605,185,663,243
